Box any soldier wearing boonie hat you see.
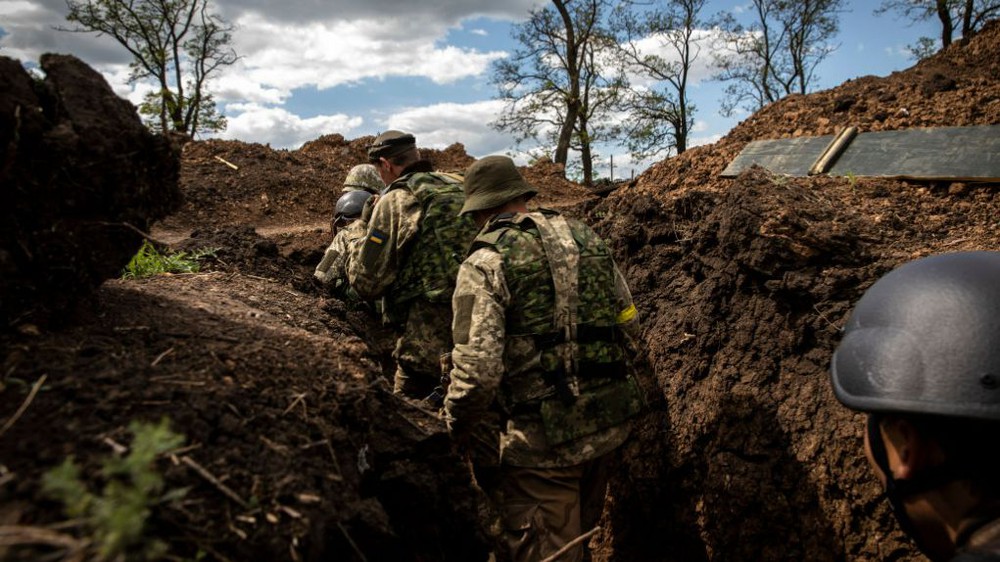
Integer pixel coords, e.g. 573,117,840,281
444,155,645,562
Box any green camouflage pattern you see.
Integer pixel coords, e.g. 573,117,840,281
472,211,626,406
445,211,638,468
389,172,479,319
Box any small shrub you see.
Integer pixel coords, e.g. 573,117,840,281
42,418,187,561
122,241,217,279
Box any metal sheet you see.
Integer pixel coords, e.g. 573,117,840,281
721,125,1000,181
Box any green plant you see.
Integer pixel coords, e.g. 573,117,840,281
122,240,217,279
42,418,187,561
844,171,858,187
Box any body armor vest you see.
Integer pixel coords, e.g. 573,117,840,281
471,210,627,408
388,172,478,320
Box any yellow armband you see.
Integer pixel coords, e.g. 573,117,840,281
616,303,637,324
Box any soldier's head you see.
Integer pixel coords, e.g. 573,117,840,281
460,155,538,227
368,130,419,185
343,164,384,194
830,251,1000,560
332,189,372,233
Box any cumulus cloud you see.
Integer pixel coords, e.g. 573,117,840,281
377,100,517,157
214,104,364,149
224,13,507,91
214,0,544,26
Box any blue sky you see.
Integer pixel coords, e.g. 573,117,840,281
1,0,939,178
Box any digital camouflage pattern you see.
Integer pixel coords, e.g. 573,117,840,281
315,221,366,285
388,173,479,322
347,168,479,397
342,163,384,194
445,210,638,468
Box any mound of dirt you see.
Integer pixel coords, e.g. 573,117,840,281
0,54,181,326
591,21,1000,562
5,19,1000,562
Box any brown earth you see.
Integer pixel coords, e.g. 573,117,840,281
2,20,1000,562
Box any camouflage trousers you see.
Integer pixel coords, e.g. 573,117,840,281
496,454,613,562
391,299,453,400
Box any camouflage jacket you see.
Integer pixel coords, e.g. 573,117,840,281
314,221,366,285
444,210,639,468
347,161,476,324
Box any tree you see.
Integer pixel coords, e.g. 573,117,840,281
876,0,1000,56
714,0,844,116
62,0,238,136
491,0,623,185
612,0,709,159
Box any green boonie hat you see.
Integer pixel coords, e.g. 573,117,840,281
368,130,416,162
342,164,384,194
460,155,538,215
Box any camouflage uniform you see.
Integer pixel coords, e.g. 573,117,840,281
445,209,642,562
341,163,383,194
347,160,479,398
314,220,366,286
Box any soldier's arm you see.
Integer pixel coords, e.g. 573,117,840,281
444,248,509,440
346,189,421,299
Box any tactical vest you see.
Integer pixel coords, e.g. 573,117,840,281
471,210,628,409
387,172,478,321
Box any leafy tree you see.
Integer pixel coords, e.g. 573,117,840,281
876,0,1000,56
491,0,624,185
61,0,238,136
612,0,710,159
714,0,844,116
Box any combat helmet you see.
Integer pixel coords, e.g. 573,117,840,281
334,190,372,225
830,251,1000,421
460,155,538,215
343,164,384,194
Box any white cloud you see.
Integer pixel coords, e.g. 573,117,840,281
214,104,364,149
377,99,517,157
214,0,544,26
224,13,507,91
469,29,489,36
624,28,722,88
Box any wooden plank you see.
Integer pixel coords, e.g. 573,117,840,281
827,125,1000,181
721,124,1000,181
721,136,833,177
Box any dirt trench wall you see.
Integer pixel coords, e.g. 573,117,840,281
0,54,181,327
591,167,1000,561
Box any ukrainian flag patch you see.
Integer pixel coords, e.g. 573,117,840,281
368,230,387,245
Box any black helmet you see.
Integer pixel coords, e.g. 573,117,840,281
334,190,372,223
831,251,1000,421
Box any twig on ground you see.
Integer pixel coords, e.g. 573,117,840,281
337,522,368,562
540,526,602,562
0,374,47,439
92,221,171,247
151,347,175,367
282,393,307,417
214,155,239,170
178,455,249,509
0,525,87,562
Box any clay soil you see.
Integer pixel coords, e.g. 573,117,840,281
3,20,1000,562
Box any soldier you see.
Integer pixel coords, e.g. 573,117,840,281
314,190,372,292
341,163,383,195
444,155,645,562
830,251,1000,562
347,130,480,399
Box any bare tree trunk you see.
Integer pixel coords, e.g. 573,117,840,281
937,0,954,46
553,0,579,168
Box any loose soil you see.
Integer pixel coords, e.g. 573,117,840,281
2,21,1000,562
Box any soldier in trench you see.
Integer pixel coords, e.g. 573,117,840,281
443,155,645,562
346,130,480,400
314,165,384,298
830,251,1000,562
